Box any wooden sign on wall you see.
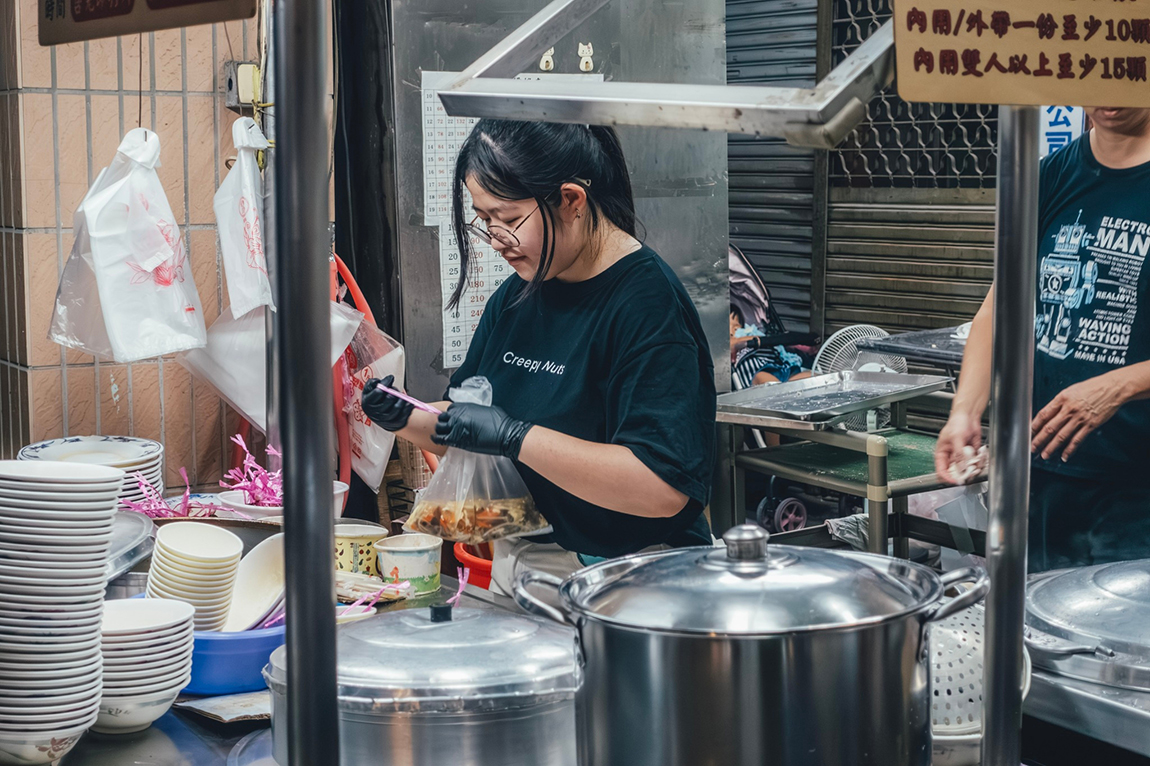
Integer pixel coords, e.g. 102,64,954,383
893,0,1150,106
40,0,256,45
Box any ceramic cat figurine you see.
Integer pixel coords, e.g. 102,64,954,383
578,42,594,72
539,47,555,71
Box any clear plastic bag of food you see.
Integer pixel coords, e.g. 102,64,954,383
404,377,545,543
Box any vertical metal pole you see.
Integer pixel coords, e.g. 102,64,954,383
865,435,888,554
274,0,339,763
982,105,1039,766
263,4,281,470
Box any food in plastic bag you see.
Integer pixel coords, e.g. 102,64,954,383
405,377,545,544
178,301,363,432
50,128,208,362
341,322,405,493
214,118,274,319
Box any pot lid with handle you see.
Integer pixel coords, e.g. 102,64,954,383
560,524,949,635
1024,560,1150,690
265,605,580,713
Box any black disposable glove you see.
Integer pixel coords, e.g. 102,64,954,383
431,403,533,460
361,375,414,432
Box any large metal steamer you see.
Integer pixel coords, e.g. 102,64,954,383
263,605,580,766
515,525,989,766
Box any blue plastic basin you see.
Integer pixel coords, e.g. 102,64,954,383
183,623,286,695
128,593,285,696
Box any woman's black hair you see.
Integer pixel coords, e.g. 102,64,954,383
448,120,638,308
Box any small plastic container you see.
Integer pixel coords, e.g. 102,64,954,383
376,534,442,594
453,543,493,590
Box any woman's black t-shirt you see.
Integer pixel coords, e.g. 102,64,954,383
447,244,716,558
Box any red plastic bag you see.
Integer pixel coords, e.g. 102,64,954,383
342,322,405,492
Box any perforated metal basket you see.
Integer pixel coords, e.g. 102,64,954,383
930,602,1033,765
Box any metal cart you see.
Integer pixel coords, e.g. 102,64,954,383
711,373,988,559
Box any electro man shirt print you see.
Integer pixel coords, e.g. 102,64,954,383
1037,210,1148,365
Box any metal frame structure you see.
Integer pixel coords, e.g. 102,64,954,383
439,4,1037,765
246,0,1035,762
437,0,893,148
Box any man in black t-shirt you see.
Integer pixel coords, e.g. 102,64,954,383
936,107,1150,572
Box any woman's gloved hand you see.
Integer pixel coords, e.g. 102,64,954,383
362,375,414,432
432,403,533,460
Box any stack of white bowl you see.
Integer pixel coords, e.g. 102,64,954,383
95,599,195,734
0,460,124,766
19,435,165,506
146,522,242,631
222,534,285,632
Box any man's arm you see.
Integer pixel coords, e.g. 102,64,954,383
935,286,994,483
1031,361,1150,461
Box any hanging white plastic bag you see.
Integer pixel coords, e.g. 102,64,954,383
405,377,545,544
51,128,207,362
214,118,274,319
179,301,363,432
341,322,406,492
49,173,114,359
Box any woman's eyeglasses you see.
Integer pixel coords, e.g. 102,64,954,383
465,178,590,248
466,205,539,249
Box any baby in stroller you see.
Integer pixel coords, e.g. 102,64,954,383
728,244,815,390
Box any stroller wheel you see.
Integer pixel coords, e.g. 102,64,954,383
754,496,773,529
774,497,808,532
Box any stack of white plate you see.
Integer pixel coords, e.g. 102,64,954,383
0,460,123,766
146,522,242,631
19,435,165,506
95,599,195,734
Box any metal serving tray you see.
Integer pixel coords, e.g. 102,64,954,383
105,511,155,582
716,371,951,423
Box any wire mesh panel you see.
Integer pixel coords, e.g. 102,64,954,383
832,0,999,188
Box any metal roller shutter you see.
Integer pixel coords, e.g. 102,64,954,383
727,0,818,333
825,188,995,334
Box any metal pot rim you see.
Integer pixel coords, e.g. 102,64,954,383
513,545,989,637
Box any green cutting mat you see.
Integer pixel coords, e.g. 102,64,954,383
752,431,939,484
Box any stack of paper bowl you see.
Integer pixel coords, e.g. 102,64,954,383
95,599,195,734
19,435,165,507
147,522,242,631
0,460,123,765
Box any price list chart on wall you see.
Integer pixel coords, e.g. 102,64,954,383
421,70,602,368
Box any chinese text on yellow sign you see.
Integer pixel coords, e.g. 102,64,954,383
894,1,1150,105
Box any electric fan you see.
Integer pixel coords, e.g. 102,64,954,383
811,325,908,431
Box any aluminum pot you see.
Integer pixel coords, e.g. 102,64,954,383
263,604,579,766
514,524,989,766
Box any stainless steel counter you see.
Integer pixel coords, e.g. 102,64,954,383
63,578,1150,764
62,577,516,765
1024,670,1150,758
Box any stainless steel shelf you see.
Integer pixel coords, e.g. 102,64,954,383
1025,671,1150,758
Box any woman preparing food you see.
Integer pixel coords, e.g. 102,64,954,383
362,120,715,594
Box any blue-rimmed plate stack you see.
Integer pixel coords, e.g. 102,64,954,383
19,436,164,508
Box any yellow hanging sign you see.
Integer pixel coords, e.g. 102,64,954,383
893,0,1150,105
